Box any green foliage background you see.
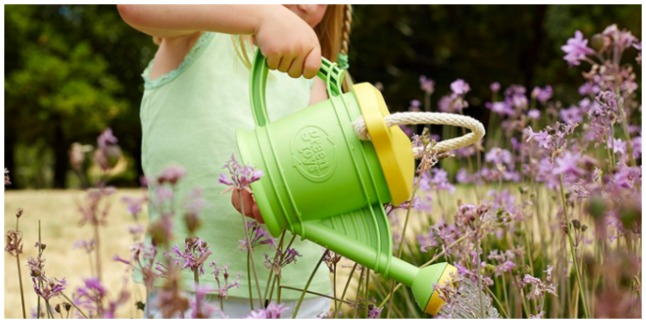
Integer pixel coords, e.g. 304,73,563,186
4,4,641,188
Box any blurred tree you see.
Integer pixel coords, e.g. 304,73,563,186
349,5,640,117
5,5,155,188
3,4,641,188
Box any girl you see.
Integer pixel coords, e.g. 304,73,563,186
118,4,352,318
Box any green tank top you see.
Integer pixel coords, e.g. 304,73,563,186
138,32,331,299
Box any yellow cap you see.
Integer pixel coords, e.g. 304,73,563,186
425,264,458,315
353,83,414,205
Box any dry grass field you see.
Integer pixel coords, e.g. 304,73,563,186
4,189,147,319
3,186,485,318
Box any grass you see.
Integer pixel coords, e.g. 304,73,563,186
4,189,146,319
3,187,479,319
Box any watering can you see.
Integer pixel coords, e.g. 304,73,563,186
236,50,485,316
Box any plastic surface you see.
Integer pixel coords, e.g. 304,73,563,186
353,84,414,205
236,50,448,316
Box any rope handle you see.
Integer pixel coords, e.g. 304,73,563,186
352,112,486,157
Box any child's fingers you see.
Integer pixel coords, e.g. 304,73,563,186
302,46,321,79
265,53,281,71
231,187,264,224
287,53,307,78
252,204,264,224
278,52,297,73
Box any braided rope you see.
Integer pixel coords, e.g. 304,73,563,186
353,112,486,153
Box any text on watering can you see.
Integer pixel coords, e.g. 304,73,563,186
292,126,336,182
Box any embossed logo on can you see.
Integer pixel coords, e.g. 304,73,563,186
292,126,336,182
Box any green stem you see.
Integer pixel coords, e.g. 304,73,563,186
617,92,637,167
501,274,511,317
15,217,26,319
474,229,485,318
354,266,365,318
239,193,264,309
364,269,371,318
559,176,590,318
37,220,42,319
487,286,509,318
193,269,200,316
61,292,89,319
333,262,338,317
291,252,326,318
338,262,358,318
280,285,354,305
45,299,54,319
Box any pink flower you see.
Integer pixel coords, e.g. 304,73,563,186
450,79,471,96
419,75,435,95
246,302,289,318
219,155,263,191
561,30,595,66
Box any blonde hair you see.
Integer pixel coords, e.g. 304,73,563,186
233,4,354,92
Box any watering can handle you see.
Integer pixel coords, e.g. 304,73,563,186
250,49,345,127
353,112,486,155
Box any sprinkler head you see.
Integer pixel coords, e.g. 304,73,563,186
410,262,457,316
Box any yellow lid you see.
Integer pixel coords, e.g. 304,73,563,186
425,264,458,315
353,83,414,205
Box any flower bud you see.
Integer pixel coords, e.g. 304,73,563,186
589,33,609,52
16,208,23,218
571,219,581,230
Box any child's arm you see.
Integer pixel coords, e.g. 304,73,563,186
118,4,321,78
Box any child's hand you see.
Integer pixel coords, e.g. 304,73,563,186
231,187,264,224
254,6,322,79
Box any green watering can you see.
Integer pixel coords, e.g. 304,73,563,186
236,51,485,315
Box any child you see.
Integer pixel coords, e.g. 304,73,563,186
118,4,352,318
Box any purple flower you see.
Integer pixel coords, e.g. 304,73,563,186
485,147,514,169
172,237,213,276
527,109,540,120
559,105,583,123
189,284,222,318
75,277,107,314
263,248,301,274
368,305,383,318
246,302,289,318
210,262,241,299
455,168,473,184
157,165,186,185
184,187,207,217
487,249,519,277
490,82,501,93
521,274,557,300
602,24,637,52
97,128,118,149
409,99,422,111
486,101,513,116
220,155,263,190
121,195,147,220
73,239,95,253
154,186,174,203
450,79,471,96
238,220,276,251
420,168,455,193
531,85,553,103
579,81,601,96
33,277,67,301
561,30,595,66
552,151,586,177
631,136,641,159
607,163,641,193
419,75,435,95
